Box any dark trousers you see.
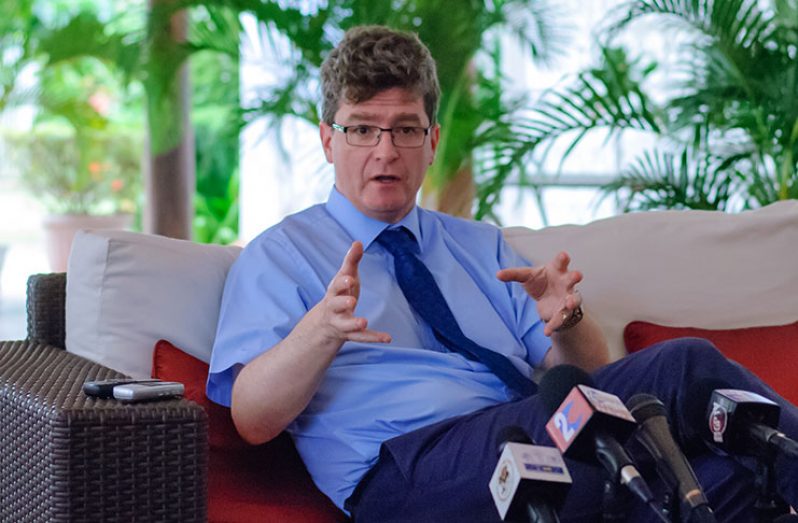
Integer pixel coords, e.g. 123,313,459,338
347,338,798,522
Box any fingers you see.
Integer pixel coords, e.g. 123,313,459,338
321,244,391,345
329,314,366,333
565,290,583,310
327,309,391,344
542,290,583,336
566,270,583,289
544,306,570,336
339,241,363,278
328,295,357,314
498,252,573,283
328,274,357,298
329,241,364,299
496,266,543,283
348,328,392,344
554,251,570,272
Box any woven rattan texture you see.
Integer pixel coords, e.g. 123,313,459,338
0,340,208,522
26,273,67,349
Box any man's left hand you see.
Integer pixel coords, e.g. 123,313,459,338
497,251,583,336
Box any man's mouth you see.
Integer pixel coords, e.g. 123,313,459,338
373,175,401,183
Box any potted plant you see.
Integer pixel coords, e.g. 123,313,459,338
2,24,145,272
5,122,142,272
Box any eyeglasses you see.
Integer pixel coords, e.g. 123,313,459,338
331,123,430,148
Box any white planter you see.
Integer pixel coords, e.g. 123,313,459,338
43,213,134,272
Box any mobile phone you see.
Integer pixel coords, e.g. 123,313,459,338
83,378,161,399
112,381,185,402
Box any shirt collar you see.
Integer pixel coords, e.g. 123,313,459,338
325,186,423,251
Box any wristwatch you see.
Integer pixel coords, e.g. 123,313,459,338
556,305,583,332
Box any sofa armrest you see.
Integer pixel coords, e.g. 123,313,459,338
0,340,208,522
26,272,66,349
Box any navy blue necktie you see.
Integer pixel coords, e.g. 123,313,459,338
376,227,537,396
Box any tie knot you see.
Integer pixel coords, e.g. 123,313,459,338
376,227,420,257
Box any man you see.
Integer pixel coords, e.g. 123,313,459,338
208,26,798,521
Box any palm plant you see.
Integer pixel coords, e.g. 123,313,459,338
505,0,798,213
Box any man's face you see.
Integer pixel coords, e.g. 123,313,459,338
320,87,440,223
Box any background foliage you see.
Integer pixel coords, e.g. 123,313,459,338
5,0,795,243
4,125,141,214
514,0,798,212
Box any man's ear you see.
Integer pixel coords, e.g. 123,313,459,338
429,124,441,165
320,122,334,163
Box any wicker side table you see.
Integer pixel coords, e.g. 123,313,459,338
0,340,208,522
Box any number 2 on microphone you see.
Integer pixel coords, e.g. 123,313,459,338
553,412,576,442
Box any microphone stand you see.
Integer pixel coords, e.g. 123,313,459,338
602,478,628,522
754,452,790,523
661,490,679,523
602,475,675,522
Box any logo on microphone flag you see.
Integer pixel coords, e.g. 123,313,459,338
495,459,513,501
546,387,592,452
709,401,728,443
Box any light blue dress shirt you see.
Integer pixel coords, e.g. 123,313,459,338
207,187,550,511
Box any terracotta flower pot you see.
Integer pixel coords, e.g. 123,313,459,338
43,213,134,272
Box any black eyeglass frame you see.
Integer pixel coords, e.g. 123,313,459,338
331,123,431,148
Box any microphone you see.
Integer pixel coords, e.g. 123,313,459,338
627,393,716,523
539,365,658,514
685,379,798,460
489,425,571,522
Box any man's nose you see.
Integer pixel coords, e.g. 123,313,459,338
374,131,400,160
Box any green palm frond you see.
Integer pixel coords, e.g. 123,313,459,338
499,1,567,64
602,144,740,211
0,0,41,112
520,46,661,162
607,0,775,51
472,44,662,220
39,11,143,83
174,0,331,67
189,5,242,57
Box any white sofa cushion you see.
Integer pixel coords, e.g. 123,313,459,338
504,200,798,360
66,230,242,378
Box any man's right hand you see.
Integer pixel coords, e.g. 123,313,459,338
314,240,391,345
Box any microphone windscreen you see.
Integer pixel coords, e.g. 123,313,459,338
627,393,667,423
684,378,731,438
496,425,533,455
539,364,594,416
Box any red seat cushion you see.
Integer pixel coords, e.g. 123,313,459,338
623,321,798,406
152,339,348,522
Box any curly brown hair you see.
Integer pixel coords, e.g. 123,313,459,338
320,25,440,125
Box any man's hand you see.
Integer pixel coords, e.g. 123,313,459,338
497,251,583,336
315,241,392,344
